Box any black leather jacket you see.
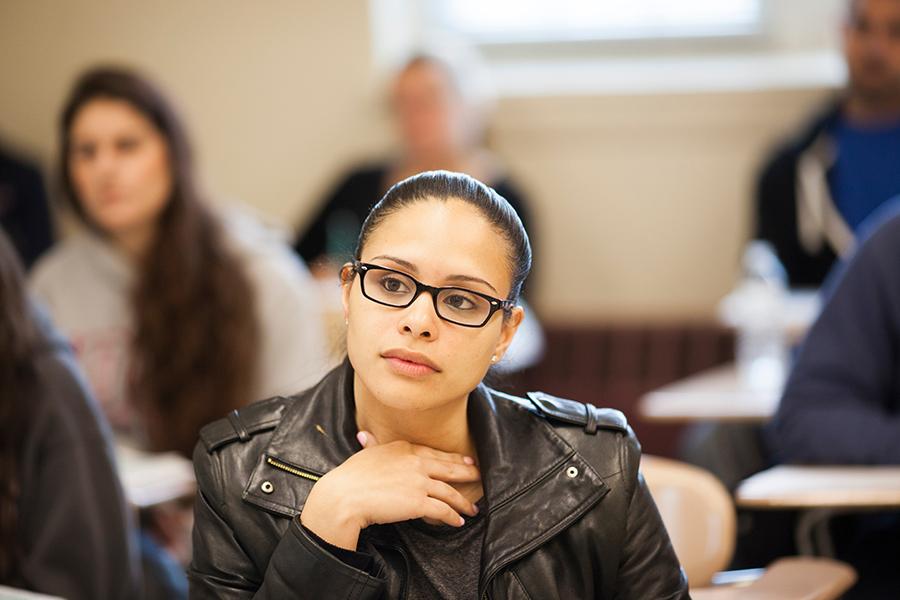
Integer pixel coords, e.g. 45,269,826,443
189,361,689,599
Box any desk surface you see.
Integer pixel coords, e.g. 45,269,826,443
736,465,900,509
639,364,781,424
116,445,196,508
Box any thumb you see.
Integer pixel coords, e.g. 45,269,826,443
356,430,379,448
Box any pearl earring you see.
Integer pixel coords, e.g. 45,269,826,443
491,354,498,363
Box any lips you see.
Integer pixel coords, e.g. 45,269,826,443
381,349,441,377
96,188,126,206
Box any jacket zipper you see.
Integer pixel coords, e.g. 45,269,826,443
478,454,598,599
265,456,321,482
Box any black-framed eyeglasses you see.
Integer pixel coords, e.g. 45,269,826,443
350,261,514,328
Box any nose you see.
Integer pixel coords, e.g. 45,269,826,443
91,146,119,182
398,290,439,339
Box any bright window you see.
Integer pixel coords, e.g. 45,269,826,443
429,0,764,44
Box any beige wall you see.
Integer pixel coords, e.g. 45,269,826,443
493,87,833,322
0,0,385,224
0,1,835,323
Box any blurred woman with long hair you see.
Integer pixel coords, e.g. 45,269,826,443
31,67,330,458
0,229,139,599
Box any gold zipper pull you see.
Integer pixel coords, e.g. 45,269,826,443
265,456,322,482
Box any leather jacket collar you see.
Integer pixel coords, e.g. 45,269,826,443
242,359,611,588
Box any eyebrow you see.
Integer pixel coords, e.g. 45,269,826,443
369,254,500,295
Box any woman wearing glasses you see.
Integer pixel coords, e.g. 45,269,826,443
190,171,688,598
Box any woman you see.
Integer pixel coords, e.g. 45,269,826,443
0,230,140,599
30,67,330,458
190,171,688,598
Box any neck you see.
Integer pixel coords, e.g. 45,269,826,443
112,225,156,263
352,373,477,458
844,92,900,124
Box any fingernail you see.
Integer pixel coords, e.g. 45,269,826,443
356,432,367,447
463,456,475,465
458,516,465,526
472,504,479,514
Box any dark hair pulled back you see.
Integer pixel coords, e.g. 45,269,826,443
354,170,531,304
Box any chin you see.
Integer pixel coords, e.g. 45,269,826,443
356,361,446,412
379,365,442,406
92,213,143,235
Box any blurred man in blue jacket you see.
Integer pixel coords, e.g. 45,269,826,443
767,201,900,599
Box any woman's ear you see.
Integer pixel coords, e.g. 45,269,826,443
340,263,354,321
492,306,524,363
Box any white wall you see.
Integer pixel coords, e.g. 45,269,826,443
0,1,837,322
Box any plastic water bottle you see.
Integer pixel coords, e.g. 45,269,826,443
719,241,789,391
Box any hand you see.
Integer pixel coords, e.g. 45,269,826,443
299,431,481,550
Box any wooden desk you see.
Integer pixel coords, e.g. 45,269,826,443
735,465,900,556
116,445,196,509
639,364,780,424
736,465,900,509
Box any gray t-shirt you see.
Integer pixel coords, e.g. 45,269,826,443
392,498,488,600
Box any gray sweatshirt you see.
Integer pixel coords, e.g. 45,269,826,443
29,209,333,447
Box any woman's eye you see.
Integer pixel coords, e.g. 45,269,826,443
443,293,477,311
380,276,410,294
116,137,140,152
71,143,95,160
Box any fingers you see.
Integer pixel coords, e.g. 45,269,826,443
421,458,481,484
357,430,378,448
426,479,479,517
356,437,480,482
421,496,468,528
411,444,476,466
357,434,476,471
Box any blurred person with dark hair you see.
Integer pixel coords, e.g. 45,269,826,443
0,141,54,269
28,66,331,587
0,229,140,599
756,0,900,287
31,66,330,459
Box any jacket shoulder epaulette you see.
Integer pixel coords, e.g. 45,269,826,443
492,389,627,435
527,391,627,435
199,395,289,453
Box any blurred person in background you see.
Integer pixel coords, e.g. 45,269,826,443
0,141,54,269
31,66,330,458
28,66,331,590
295,52,533,273
0,229,140,599
295,51,543,373
767,201,900,598
756,0,900,287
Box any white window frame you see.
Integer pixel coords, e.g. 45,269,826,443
423,0,770,49
368,0,847,96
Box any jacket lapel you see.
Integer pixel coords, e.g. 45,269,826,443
469,386,610,593
242,360,359,517
240,362,609,586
